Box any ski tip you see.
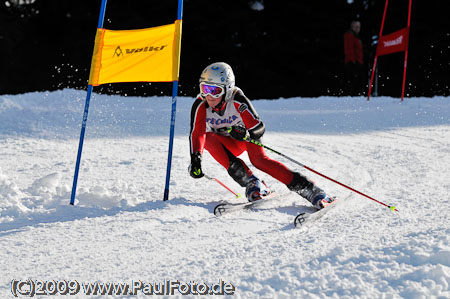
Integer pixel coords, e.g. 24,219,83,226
294,212,307,228
235,193,242,199
214,204,227,216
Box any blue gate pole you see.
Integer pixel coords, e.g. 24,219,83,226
163,0,184,201
70,0,109,205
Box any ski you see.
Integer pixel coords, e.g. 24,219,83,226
294,198,340,228
214,192,280,216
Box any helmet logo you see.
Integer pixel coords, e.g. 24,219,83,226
211,66,220,70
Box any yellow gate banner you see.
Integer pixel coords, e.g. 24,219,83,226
89,20,182,86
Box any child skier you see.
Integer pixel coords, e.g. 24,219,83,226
188,62,333,209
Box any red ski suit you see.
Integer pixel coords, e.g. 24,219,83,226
189,87,294,185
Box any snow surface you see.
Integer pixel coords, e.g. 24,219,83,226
1,89,449,298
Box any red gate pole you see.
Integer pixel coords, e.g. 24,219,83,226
368,0,389,101
401,0,412,101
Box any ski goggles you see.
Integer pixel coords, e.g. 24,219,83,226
200,83,225,98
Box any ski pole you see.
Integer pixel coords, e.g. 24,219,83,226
243,136,398,212
204,174,241,199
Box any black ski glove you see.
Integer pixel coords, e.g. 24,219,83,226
189,152,204,178
228,125,249,141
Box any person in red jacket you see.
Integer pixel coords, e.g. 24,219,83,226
344,21,365,96
188,62,333,209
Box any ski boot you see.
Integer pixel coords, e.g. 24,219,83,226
287,172,333,209
245,175,269,202
301,186,334,210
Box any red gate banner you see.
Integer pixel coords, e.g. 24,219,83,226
368,0,412,101
376,27,409,56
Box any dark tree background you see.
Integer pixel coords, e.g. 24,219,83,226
1,0,449,98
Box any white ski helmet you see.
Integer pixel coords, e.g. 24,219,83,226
199,62,235,101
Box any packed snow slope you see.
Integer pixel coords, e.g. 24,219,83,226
1,89,449,298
